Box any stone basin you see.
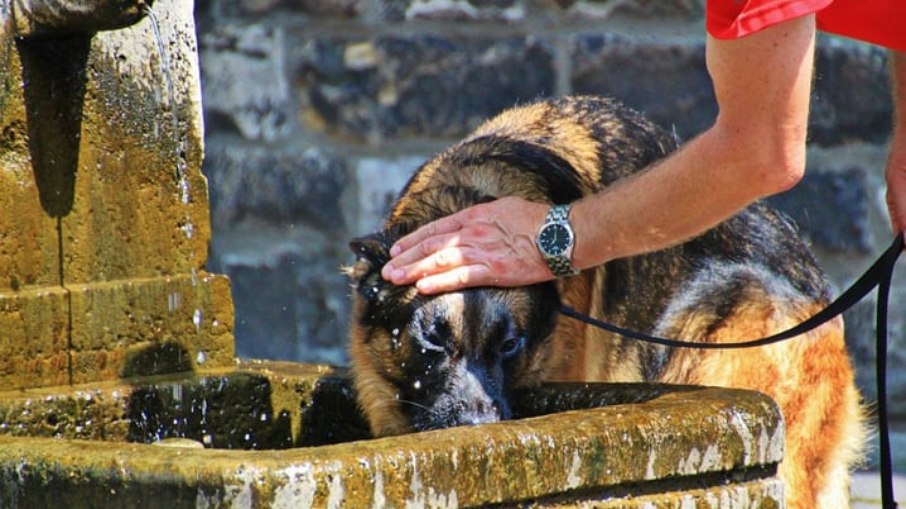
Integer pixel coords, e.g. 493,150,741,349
0,359,785,508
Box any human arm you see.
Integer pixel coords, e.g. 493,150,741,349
382,15,818,294
885,50,906,237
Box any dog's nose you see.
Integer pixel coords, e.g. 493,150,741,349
460,399,505,426
462,407,500,426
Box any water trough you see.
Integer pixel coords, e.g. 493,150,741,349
0,360,785,508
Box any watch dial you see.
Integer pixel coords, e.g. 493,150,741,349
540,224,571,255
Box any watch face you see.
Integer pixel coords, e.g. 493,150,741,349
538,223,572,256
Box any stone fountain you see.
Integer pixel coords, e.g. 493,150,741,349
0,0,787,506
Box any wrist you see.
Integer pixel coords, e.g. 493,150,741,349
535,204,580,277
569,197,617,270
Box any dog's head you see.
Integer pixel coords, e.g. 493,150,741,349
346,231,560,437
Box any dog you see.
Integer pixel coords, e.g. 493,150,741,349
346,95,864,508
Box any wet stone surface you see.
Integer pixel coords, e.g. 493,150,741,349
0,360,785,508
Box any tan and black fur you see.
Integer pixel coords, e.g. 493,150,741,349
346,96,864,508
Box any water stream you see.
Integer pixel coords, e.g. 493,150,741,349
144,5,205,356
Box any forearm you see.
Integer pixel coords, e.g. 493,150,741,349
572,18,816,267
571,126,793,267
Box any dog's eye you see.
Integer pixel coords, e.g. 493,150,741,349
417,332,447,354
498,335,526,360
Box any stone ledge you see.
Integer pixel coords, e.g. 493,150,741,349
542,477,784,508
0,273,235,389
0,372,784,508
0,286,72,389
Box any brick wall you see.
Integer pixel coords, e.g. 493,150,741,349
194,0,904,466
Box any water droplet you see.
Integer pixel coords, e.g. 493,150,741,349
168,292,181,312
179,178,190,204
193,309,203,332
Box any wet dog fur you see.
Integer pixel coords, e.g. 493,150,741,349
346,96,864,508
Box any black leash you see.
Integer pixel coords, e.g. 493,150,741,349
560,233,903,508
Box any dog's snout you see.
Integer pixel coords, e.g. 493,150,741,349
462,399,499,424
461,407,500,426
455,362,511,424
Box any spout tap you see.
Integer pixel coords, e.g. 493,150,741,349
12,0,153,37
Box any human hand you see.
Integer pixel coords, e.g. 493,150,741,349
380,197,554,294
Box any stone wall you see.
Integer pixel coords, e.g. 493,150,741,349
195,0,905,466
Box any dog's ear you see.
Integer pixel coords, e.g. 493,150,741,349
347,231,396,305
348,232,390,279
347,229,419,325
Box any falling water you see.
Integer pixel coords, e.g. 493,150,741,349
144,5,204,339
144,5,189,202
145,8,173,114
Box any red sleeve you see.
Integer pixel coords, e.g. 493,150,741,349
708,0,906,52
706,0,832,39
817,0,906,52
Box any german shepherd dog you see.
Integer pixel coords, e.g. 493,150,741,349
346,96,864,508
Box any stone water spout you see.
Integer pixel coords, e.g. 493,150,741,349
10,0,149,37
1,0,233,388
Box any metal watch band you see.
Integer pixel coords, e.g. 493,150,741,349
547,203,571,223
542,204,580,277
547,254,579,277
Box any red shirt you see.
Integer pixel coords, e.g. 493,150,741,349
707,0,906,52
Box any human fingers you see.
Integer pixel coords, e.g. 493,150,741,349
388,212,466,258
382,242,471,286
408,246,550,294
411,263,494,295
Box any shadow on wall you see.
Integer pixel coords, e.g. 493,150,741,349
18,35,90,220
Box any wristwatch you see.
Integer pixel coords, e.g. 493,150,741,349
536,204,580,277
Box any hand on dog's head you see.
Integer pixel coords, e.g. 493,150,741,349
346,229,561,434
